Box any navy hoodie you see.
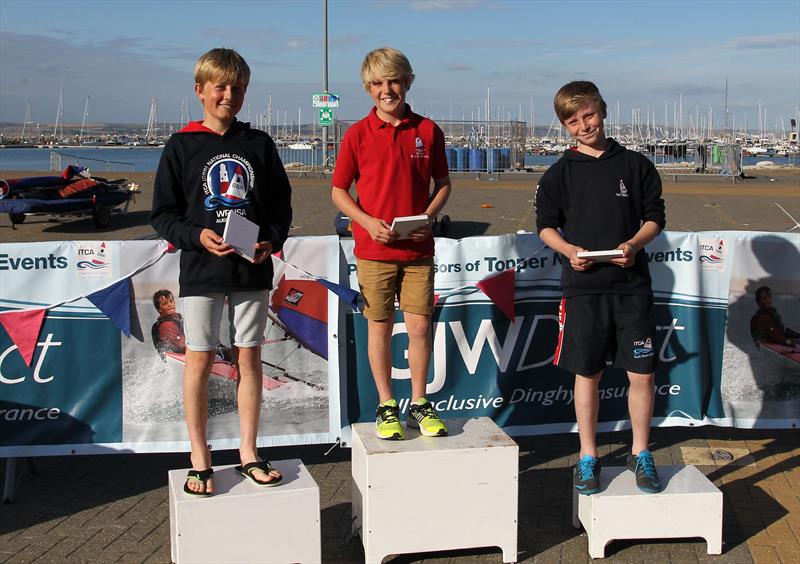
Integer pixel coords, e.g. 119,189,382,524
150,120,292,296
535,138,665,296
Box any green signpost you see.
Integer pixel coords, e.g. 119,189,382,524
319,108,334,127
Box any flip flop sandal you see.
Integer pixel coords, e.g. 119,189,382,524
183,468,214,497
235,460,283,487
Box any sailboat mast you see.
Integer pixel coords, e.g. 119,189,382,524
53,84,64,141
21,100,31,139
79,95,90,144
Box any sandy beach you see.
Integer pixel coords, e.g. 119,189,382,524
1,166,798,243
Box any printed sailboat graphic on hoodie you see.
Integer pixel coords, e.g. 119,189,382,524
219,164,248,201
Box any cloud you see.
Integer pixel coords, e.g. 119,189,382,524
330,33,369,49
449,38,544,49
197,27,315,53
644,84,723,97
724,33,799,50
581,40,659,55
0,31,192,122
410,0,480,11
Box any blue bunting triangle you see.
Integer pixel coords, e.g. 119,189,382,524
87,278,132,337
316,278,360,311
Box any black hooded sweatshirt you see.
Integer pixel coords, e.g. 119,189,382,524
535,138,665,297
150,120,292,296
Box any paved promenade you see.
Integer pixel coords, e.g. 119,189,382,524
1,167,799,563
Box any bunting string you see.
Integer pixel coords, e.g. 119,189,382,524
0,240,170,315
1,239,527,365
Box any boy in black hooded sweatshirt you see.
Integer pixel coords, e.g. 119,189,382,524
535,81,665,495
150,48,292,496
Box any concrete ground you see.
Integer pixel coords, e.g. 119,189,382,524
1,166,799,563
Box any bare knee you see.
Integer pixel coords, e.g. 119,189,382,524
185,349,216,374
403,313,430,340
627,372,654,389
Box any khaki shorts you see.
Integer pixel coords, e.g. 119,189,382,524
356,257,434,320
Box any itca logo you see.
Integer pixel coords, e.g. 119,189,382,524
616,179,629,197
76,242,110,270
633,337,654,359
411,136,428,159
699,238,725,271
202,154,255,210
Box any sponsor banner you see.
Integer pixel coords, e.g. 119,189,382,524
1,232,797,456
0,237,342,456
341,231,798,435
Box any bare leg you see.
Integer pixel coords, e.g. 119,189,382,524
403,311,432,401
236,345,280,483
367,318,394,403
627,371,655,455
184,348,216,493
574,372,602,458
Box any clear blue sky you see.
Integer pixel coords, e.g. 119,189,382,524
1,0,798,132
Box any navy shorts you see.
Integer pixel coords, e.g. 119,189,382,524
554,293,657,376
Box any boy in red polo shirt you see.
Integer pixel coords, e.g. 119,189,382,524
332,47,452,440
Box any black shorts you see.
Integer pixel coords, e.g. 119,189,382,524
554,293,657,375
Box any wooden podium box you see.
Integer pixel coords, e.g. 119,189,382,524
572,464,723,558
351,417,518,563
168,459,320,563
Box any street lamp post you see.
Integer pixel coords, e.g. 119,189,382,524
321,0,329,171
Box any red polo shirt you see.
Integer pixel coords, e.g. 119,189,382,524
332,106,449,261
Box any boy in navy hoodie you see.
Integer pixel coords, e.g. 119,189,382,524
151,48,292,496
535,81,665,495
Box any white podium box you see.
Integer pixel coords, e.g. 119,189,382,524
168,459,320,564
571,465,722,558
351,417,518,563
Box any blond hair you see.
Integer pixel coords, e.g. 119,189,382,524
553,81,607,123
194,48,251,87
360,47,415,90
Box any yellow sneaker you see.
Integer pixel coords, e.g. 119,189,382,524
375,399,404,440
407,398,448,437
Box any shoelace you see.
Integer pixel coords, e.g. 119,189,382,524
377,405,399,423
577,458,598,481
412,403,437,420
636,453,657,479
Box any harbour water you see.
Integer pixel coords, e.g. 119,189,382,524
0,145,795,173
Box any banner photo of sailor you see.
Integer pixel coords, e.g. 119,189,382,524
122,237,341,450
722,232,800,426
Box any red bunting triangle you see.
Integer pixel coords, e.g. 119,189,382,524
475,268,516,322
0,308,47,366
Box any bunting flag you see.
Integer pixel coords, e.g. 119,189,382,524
87,278,132,337
0,308,47,366
475,268,516,322
316,278,360,311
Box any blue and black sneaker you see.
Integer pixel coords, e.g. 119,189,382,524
573,455,601,495
627,450,662,493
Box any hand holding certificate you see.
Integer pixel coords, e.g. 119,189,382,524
390,214,430,240
222,211,259,262
576,249,625,262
